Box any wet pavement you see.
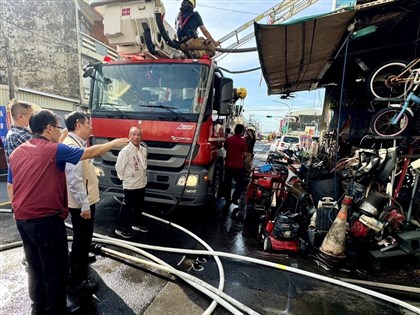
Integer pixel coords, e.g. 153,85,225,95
1,143,420,314
2,199,420,314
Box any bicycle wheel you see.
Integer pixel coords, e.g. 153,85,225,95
368,60,410,100
370,107,412,136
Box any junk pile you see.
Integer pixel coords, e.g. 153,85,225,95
312,147,420,271
252,148,420,273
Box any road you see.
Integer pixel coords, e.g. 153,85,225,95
0,142,419,314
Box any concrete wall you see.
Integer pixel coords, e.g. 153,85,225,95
0,0,81,100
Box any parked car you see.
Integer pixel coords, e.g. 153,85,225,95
270,135,301,152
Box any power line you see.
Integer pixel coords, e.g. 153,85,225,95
197,4,259,16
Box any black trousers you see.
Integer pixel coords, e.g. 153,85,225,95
16,215,68,315
117,188,145,231
69,204,95,284
224,168,246,205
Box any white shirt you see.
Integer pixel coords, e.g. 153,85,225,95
65,132,90,211
115,141,147,190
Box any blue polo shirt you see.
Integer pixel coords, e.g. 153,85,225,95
8,143,83,183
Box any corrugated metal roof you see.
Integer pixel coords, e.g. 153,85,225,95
16,88,77,112
0,86,76,112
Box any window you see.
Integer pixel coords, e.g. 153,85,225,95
0,68,7,84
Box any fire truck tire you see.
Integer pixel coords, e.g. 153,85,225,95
263,236,272,251
210,162,223,202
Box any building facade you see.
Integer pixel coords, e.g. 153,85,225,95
0,0,117,112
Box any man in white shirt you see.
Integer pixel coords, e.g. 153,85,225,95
64,111,99,293
115,126,148,238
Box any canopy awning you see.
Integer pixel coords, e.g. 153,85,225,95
255,10,356,95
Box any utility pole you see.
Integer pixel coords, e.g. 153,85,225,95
273,100,291,133
5,38,15,100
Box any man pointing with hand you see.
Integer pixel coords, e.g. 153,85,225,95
63,111,101,294
7,109,128,315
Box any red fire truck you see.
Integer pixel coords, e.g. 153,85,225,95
86,0,240,206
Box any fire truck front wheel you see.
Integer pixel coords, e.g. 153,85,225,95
210,162,223,202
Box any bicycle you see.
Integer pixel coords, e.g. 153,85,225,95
370,67,420,137
368,58,420,100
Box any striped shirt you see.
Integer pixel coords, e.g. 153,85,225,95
5,125,32,165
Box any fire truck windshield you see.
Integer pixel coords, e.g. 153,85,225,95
90,63,210,118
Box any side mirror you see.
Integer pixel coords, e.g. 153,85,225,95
83,66,95,78
214,77,233,116
83,62,103,79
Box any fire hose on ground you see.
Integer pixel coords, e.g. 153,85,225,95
0,208,419,314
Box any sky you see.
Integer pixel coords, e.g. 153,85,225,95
163,0,336,133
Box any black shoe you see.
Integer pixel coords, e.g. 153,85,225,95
31,305,46,315
68,279,99,294
87,253,96,264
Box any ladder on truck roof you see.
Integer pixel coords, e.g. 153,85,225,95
214,0,319,60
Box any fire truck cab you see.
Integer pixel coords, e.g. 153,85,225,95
86,0,237,206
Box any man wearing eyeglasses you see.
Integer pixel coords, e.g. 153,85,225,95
5,101,69,272
7,109,129,315
63,111,100,295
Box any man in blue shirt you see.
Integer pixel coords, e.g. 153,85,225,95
8,109,129,315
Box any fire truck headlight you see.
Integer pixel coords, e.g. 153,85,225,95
177,174,199,187
95,166,105,177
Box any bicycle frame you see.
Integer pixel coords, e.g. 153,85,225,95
393,58,420,84
369,58,420,100
391,90,420,124
391,71,420,125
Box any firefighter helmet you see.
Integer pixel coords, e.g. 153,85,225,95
235,87,247,99
182,0,196,9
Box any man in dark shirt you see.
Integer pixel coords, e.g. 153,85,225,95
176,0,220,57
5,99,33,164
8,109,129,315
223,124,248,214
